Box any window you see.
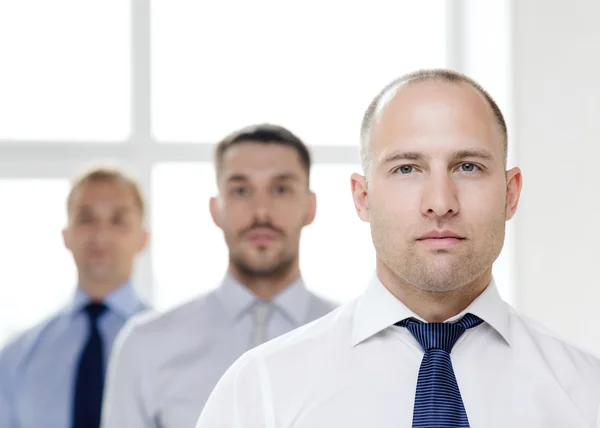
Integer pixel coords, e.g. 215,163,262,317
0,180,75,347
0,1,130,141
151,0,448,144
0,2,516,339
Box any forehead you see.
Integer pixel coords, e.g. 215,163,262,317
220,142,307,181
372,80,502,159
70,179,138,210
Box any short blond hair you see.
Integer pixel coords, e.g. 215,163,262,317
67,166,146,217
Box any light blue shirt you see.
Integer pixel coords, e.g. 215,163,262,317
101,274,337,428
0,283,148,428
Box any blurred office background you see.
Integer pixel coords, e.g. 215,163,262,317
0,0,598,355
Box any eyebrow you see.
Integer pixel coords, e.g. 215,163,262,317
225,172,302,183
450,149,494,162
380,148,494,165
272,173,301,182
78,205,133,212
226,174,249,183
380,151,424,164
75,205,134,218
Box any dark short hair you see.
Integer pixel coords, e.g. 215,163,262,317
214,123,312,179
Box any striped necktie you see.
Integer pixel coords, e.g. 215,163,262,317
396,313,483,427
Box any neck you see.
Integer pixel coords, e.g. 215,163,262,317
228,261,300,300
78,276,128,301
377,260,492,323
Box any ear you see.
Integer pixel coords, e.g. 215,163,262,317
351,173,370,222
304,191,317,226
138,228,150,252
505,167,523,221
209,196,222,228
62,227,71,250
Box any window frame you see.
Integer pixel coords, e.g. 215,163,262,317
0,1,484,305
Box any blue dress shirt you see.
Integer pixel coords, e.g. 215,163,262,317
0,282,148,428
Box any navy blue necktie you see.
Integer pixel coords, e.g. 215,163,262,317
396,313,483,428
72,302,107,428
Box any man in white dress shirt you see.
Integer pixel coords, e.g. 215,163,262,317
194,70,600,428
100,124,337,428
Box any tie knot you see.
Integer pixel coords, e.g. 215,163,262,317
252,301,272,324
84,302,108,322
396,313,483,352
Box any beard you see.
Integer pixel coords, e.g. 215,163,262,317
230,247,296,280
371,211,506,293
227,218,302,281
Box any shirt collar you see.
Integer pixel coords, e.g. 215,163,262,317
350,274,512,348
216,272,311,326
64,281,144,321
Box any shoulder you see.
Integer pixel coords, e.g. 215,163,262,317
307,291,340,315
510,308,600,377
0,310,64,373
209,300,356,414
113,291,220,351
247,300,355,366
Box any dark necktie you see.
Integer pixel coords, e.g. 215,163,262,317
396,313,483,428
72,302,108,428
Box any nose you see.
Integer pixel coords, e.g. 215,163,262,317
250,192,273,223
420,171,459,219
90,221,114,244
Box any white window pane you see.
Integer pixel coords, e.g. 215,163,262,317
0,1,130,141
152,1,447,144
300,164,375,303
151,163,374,311
0,180,76,347
463,0,511,159
152,163,226,311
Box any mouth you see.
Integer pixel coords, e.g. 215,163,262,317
87,253,114,264
416,230,466,248
246,228,278,244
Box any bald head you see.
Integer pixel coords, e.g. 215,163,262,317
360,69,508,176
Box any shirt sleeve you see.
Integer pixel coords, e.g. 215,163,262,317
101,318,155,428
0,341,19,428
195,353,272,428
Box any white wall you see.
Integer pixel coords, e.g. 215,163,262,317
512,0,600,354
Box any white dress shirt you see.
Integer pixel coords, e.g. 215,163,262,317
195,275,600,428
101,274,336,428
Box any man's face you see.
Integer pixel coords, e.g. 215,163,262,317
352,81,521,292
211,142,316,278
63,179,148,286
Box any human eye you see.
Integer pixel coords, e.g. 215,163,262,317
273,184,292,195
393,165,417,175
230,186,250,197
458,163,481,173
